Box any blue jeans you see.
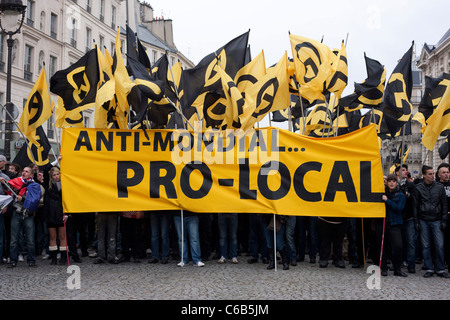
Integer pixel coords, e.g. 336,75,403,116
10,211,36,263
248,214,267,260
419,219,446,273
405,219,419,269
265,222,285,251
217,213,238,259
173,215,202,264
150,212,171,260
285,216,296,261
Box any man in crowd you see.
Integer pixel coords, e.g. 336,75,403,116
436,163,450,273
413,165,449,278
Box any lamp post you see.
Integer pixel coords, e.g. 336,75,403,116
0,0,26,161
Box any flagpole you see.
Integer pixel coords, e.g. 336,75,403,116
332,94,339,137
181,209,184,267
399,125,406,173
165,51,191,130
299,95,306,136
0,103,36,165
44,61,62,167
287,106,292,132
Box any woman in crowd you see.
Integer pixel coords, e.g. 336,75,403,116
43,166,67,265
378,173,407,277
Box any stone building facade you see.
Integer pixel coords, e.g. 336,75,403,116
0,0,194,160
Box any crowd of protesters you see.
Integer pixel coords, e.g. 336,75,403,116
0,153,449,279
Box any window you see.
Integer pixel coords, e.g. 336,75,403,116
99,35,104,51
49,55,57,77
100,0,105,22
26,0,34,27
0,34,4,72
152,50,157,64
84,114,91,127
111,6,116,29
47,115,54,140
86,27,92,52
70,18,77,48
24,44,33,81
40,11,45,32
86,0,91,13
50,13,57,39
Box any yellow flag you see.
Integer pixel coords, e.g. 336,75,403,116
234,50,267,93
95,45,116,128
19,66,53,144
241,52,290,131
55,97,84,128
289,34,335,103
217,61,248,129
422,86,450,150
326,41,348,99
113,28,135,129
412,112,426,134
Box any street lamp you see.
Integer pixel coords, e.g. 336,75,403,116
0,0,26,161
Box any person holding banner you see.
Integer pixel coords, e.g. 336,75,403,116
318,216,348,268
148,210,173,265
119,211,144,263
217,213,239,264
265,215,289,270
378,174,407,277
94,212,119,264
247,214,268,264
413,165,449,278
173,210,204,267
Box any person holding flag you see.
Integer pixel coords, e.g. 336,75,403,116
1,166,41,268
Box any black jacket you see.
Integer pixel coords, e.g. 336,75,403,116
412,181,448,223
399,179,416,221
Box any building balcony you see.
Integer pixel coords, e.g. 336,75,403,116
24,70,33,82
26,18,34,28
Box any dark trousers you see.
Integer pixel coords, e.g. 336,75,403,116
65,216,81,258
376,221,403,271
318,219,347,262
120,217,142,260
71,213,88,255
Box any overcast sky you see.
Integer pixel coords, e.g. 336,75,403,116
145,0,449,126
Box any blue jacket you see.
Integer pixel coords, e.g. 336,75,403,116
23,182,42,212
385,187,406,226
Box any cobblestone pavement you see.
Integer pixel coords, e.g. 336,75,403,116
1,252,449,301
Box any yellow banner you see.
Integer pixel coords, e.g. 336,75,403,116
60,124,385,217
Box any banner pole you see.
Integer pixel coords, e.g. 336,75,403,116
361,218,366,269
273,214,277,272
